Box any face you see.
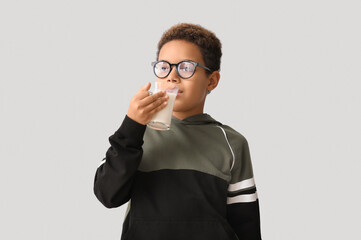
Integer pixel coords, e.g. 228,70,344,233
157,40,219,120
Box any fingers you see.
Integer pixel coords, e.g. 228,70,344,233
136,82,166,100
143,96,168,113
134,82,151,99
140,91,167,106
127,82,171,125
148,102,168,117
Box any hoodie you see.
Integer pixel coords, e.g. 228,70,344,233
94,114,262,240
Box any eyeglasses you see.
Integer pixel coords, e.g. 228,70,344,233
152,60,211,79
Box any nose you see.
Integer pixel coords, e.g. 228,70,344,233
166,65,181,83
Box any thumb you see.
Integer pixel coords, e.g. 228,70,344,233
141,82,151,91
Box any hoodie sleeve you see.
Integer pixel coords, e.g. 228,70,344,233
93,115,146,208
225,131,262,240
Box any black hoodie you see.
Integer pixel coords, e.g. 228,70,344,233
94,114,262,240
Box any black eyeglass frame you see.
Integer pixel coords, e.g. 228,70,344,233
151,60,212,79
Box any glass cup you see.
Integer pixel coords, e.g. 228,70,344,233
147,81,179,130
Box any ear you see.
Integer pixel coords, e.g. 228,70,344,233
207,71,220,91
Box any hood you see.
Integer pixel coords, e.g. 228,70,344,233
171,113,221,126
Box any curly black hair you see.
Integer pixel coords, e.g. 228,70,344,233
157,23,222,73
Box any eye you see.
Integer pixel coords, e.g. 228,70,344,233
179,62,194,72
156,62,170,72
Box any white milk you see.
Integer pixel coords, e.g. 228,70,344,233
149,92,177,130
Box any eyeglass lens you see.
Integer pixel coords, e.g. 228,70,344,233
154,61,196,79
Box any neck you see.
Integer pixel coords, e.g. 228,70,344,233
172,109,204,120
172,96,206,120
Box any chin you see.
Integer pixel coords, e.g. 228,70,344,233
172,105,181,112
172,103,187,113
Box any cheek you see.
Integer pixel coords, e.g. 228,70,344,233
184,83,201,96
185,76,208,92
184,84,207,103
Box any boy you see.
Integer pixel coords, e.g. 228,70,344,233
94,23,262,240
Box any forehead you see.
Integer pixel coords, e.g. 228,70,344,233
158,40,204,64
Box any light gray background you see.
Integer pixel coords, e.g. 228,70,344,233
1,0,360,239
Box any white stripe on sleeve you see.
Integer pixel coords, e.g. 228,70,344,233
227,192,258,204
228,177,255,192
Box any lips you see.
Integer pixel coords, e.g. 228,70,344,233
177,90,183,96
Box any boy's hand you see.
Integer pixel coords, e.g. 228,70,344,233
127,82,169,125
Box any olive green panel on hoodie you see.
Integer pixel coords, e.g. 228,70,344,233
139,113,254,184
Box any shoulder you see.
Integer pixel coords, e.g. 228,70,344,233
207,114,249,147
216,123,249,147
